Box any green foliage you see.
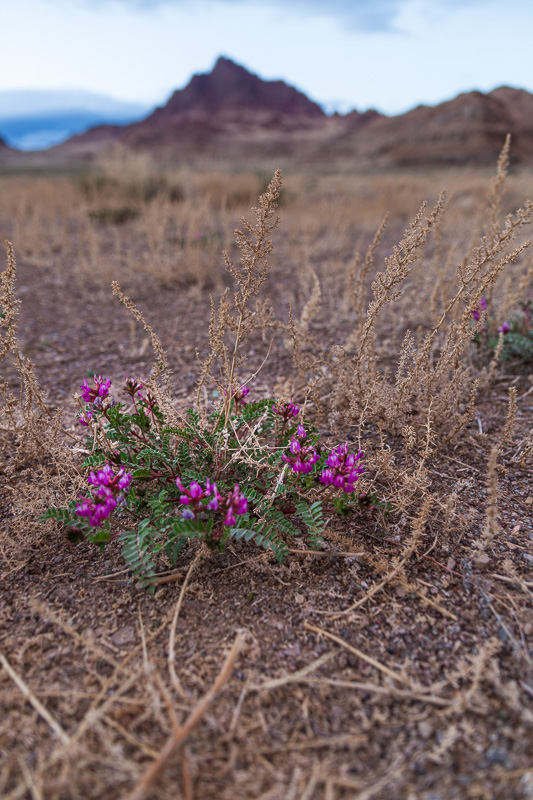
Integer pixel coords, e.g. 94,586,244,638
296,501,325,550
474,298,533,364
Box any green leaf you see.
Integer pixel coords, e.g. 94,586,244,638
131,468,152,478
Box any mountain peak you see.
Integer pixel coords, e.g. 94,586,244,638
151,56,325,120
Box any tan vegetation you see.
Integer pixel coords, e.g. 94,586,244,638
1,146,532,799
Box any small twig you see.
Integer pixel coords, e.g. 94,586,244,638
102,715,160,759
181,748,194,800
300,763,321,800
304,677,451,708
492,573,533,591
251,651,336,692
397,579,458,620
304,623,409,686
153,571,185,586
256,734,364,755
16,758,41,800
126,632,244,800
169,554,202,698
288,548,364,559
0,653,70,746
92,567,132,581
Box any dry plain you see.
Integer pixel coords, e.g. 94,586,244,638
1,155,533,799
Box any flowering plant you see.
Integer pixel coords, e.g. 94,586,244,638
43,375,366,590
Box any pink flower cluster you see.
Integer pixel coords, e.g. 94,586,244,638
76,464,132,527
282,426,319,474
124,377,143,397
226,384,249,407
123,378,156,417
176,478,218,513
274,401,299,420
78,408,94,426
80,375,112,404
320,443,364,493
137,389,157,417
176,478,248,526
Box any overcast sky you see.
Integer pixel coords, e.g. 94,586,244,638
1,0,532,115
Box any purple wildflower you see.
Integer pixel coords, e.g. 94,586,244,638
137,389,157,418
320,443,364,493
471,297,487,321
225,384,249,407
282,426,319,474
210,484,248,526
274,401,299,420
124,377,143,397
80,374,112,404
76,464,132,527
498,321,511,334
88,464,132,493
77,409,94,427
175,478,216,518
175,478,247,525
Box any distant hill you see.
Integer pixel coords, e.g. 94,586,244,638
5,61,533,168
319,86,533,167
0,90,150,150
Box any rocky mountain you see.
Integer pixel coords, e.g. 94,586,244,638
7,58,533,168
57,57,330,161
326,86,533,167
150,56,324,123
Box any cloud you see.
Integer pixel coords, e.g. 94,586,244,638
72,0,489,33
73,0,407,32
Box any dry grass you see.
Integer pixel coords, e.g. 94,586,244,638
1,147,533,799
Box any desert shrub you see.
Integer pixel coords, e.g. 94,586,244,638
88,205,140,225
285,140,532,503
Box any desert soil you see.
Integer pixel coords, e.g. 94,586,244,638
1,222,533,800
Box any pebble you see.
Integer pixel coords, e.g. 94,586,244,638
524,623,533,636
474,553,490,567
484,747,509,765
111,626,136,646
417,720,433,739
282,643,301,658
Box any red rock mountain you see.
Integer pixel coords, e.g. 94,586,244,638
333,86,533,167
27,59,533,168
151,56,324,122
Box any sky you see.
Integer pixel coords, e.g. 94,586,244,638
1,0,533,116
